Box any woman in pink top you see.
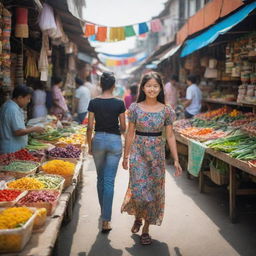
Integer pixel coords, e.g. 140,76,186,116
164,74,179,109
50,77,68,119
124,84,138,109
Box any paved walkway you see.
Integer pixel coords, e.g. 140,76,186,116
58,156,256,256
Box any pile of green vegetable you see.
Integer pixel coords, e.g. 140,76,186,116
3,161,39,172
32,129,63,141
207,133,256,160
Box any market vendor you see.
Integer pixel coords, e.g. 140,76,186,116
0,85,45,154
183,75,202,119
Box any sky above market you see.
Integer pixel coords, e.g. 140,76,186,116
83,0,168,54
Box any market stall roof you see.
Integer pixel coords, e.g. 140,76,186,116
180,1,256,57
46,0,97,58
158,44,181,62
126,40,175,75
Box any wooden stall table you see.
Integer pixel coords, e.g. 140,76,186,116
174,131,256,223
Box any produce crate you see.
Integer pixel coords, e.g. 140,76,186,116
0,190,27,207
210,162,229,185
40,160,76,189
0,160,40,179
6,174,65,193
16,190,60,216
0,208,37,253
29,174,65,192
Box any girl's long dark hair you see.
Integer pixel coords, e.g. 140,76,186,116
137,72,165,104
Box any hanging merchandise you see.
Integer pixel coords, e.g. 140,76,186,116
96,26,107,42
15,8,28,38
138,22,149,35
39,3,57,38
25,50,39,78
15,53,24,85
51,15,69,44
150,19,162,33
1,6,12,88
84,23,96,37
38,32,49,81
125,26,136,37
109,27,125,42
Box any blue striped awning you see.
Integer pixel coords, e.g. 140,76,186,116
180,2,256,57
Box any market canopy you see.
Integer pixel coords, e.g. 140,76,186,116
180,1,256,58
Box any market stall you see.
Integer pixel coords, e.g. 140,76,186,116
0,118,87,254
174,107,256,222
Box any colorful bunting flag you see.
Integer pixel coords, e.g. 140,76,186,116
125,25,136,37
84,23,96,37
96,26,107,42
84,17,163,42
109,27,125,42
138,22,149,35
150,19,162,33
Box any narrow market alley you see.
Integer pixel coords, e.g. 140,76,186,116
58,157,256,256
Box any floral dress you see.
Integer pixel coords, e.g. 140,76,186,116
121,103,175,225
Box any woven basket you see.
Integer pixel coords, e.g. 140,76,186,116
210,163,229,185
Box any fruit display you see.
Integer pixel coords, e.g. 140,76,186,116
47,145,81,159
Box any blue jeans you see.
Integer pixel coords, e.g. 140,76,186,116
92,132,122,221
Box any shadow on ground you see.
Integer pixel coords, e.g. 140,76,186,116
166,165,256,256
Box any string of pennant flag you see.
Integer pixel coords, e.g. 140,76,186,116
98,52,147,67
84,18,163,42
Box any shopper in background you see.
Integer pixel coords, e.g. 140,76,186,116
50,76,68,120
124,83,138,109
86,72,126,233
74,77,91,124
183,75,202,118
164,74,179,109
121,72,182,245
32,81,47,118
0,85,45,154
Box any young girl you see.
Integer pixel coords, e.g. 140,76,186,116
121,72,182,245
87,72,126,233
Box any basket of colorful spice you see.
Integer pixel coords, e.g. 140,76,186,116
17,190,60,216
46,145,82,163
0,160,40,178
0,207,37,253
40,160,75,189
6,174,65,192
0,189,28,207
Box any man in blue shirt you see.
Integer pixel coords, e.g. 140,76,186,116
0,85,44,154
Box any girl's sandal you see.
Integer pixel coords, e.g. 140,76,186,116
102,221,112,233
140,233,152,245
131,219,142,233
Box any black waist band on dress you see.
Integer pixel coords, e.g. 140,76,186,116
135,131,162,137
